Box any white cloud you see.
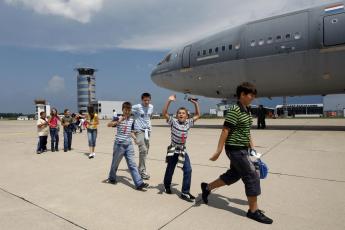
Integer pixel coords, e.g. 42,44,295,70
45,75,65,94
1,0,339,51
4,0,104,23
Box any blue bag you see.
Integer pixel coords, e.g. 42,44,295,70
257,159,268,179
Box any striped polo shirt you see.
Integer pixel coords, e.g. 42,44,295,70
115,116,135,144
132,104,153,131
224,102,252,147
167,116,194,145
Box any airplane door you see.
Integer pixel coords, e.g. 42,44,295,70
324,13,345,46
182,45,191,68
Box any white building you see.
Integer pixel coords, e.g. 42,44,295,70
93,101,124,119
34,99,51,120
17,116,29,121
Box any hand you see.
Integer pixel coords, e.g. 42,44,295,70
189,98,198,104
209,152,221,161
168,95,176,101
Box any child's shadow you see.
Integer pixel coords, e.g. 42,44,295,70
102,174,145,191
194,193,247,217
152,183,180,196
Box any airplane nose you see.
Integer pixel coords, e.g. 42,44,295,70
150,68,160,85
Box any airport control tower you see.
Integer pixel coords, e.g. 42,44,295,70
75,67,97,113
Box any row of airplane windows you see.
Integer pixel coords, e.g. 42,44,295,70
196,32,302,57
197,44,239,57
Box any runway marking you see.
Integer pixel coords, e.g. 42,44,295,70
0,186,88,230
261,130,297,157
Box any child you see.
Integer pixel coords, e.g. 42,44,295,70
200,82,273,224
48,108,60,152
162,95,200,202
37,111,49,154
61,109,73,152
85,106,99,159
132,92,154,180
106,102,149,190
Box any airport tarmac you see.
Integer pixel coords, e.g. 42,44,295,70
0,118,345,230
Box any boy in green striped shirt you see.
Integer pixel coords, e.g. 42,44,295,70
200,82,273,224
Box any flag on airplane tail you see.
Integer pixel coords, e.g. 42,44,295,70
324,4,344,14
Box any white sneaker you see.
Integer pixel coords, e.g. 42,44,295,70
88,153,95,159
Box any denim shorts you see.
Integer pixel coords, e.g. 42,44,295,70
87,129,97,147
219,147,261,197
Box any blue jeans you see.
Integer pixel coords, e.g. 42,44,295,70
37,136,48,152
108,141,143,188
87,129,97,147
63,129,73,151
164,153,192,193
50,128,59,150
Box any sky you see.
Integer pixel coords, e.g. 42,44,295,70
0,0,340,114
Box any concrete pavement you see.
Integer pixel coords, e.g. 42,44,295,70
0,118,344,230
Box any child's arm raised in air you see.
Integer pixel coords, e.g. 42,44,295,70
209,127,229,161
190,99,200,122
162,95,176,120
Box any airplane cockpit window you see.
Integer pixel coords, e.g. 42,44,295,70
209,48,213,54
258,39,265,46
158,53,172,65
250,40,256,47
215,47,219,53
222,46,226,51
294,32,301,40
164,53,172,62
285,33,291,40
267,37,273,44
276,35,282,41
229,44,233,50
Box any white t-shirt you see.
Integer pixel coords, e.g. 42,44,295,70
132,104,153,131
37,118,49,136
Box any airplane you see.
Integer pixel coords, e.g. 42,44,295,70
151,2,345,101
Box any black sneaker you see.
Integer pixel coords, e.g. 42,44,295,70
247,209,273,224
201,182,210,204
164,186,172,194
105,179,117,184
55,148,59,152
180,193,195,202
136,183,149,190
36,151,42,154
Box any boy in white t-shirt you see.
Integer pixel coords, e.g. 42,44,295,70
37,111,49,154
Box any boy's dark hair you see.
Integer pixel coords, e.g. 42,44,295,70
50,108,58,117
141,92,151,100
176,107,189,118
122,102,132,110
64,109,69,114
40,111,45,116
236,82,257,99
